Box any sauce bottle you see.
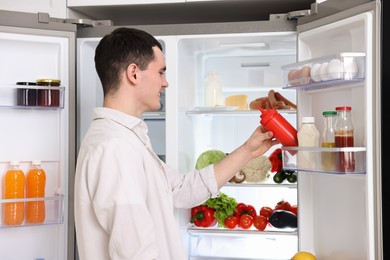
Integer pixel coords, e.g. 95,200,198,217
204,72,223,106
3,161,25,225
334,106,355,172
297,116,320,169
321,111,337,171
26,160,46,224
258,107,298,146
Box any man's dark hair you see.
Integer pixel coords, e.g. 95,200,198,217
94,27,163,95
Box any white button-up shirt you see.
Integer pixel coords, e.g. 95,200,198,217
74,107,219,260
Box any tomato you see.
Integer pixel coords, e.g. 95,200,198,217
224,216,239,229
234,202,256,218
291,205,298,215
239,214,254,229
274,200,292,212
259,206,274,219
253,215,268,231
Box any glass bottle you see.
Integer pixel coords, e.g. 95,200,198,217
321,111,337,171
3,161,25,225
297,116,320,170
334,106,355,172
26,160,46,224
204,72,223,107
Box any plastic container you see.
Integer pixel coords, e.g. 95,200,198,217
204,72,223,106
26,160,46,224
3,161,25,226
258,107,298,146
36,79,61,107
334,106,355,172
321,111,337,171
297,117,320,169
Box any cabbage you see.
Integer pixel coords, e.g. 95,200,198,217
195,150,227,170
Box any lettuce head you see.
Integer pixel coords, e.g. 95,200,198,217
195,149,227,170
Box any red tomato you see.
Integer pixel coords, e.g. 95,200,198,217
253,215,268,231
224,216,239,229
291,205,298,215
239,214,254,229
259,206,274,219
274,200,292,212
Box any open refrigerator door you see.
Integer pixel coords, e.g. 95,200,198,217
280,0,382,259
0,10,76,260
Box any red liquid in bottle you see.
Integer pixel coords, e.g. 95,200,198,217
335,132,355,172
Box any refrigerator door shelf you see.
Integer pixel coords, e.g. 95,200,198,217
281,146,366,174
186,109,296,116
0,84,65,109
0,195,64,228
281,52,365,89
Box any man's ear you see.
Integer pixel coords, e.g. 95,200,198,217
126,63,138,84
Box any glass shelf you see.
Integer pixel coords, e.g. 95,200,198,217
281,146,366,174
0,195,64,228
186,108,296,116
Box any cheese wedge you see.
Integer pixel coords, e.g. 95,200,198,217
225,95,249,110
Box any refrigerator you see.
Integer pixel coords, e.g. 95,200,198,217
0,0,384,259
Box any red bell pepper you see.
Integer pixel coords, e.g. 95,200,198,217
234,202,256,218
191,205,217,227
269,148,283,173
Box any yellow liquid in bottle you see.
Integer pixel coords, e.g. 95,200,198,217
321,142,336,171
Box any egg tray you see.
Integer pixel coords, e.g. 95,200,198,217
281,53,366,87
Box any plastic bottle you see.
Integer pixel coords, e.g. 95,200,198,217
204,72,223,106
334,106,355,172
297,117,320,169
3,161,25,225
321,111,337,171
258,107,298,146
26,160,46,224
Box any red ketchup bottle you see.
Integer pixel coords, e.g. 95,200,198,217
258,107,298,146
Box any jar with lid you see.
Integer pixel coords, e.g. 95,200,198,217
321,111,337,171
16,82,37,106
36,79,61,107
334,106,355,172
297,116,320,169
204,72,223,107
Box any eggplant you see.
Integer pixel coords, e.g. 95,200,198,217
268,210,297,228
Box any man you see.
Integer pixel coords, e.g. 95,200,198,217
74,27,277,260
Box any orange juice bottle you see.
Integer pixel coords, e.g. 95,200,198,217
3,161,25,225
26,160,46,224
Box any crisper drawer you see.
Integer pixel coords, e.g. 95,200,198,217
187,228,298,260
281,147,366,174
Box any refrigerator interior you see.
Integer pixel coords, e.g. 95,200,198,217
175,32,300,259
291,9,377,260
76,37,167,159
0,27,70,259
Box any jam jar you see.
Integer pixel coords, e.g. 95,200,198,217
36,79,61,107
16,82,37,106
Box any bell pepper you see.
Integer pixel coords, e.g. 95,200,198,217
191,205,217,227
269,148,283,173
234,202,256,218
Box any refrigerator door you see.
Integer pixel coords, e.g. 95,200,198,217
284,1,382,259
0,10,76,260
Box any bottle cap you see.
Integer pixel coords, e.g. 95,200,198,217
302,116,315,123
336,106,352,111
32,160,42,165
258,107,278,125
9,160,19,166
323,111,337,116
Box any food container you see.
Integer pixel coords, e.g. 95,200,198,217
282,53,365,88
16,82,37,106
36,79,61,107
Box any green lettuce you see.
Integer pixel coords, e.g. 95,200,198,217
195,149,227,170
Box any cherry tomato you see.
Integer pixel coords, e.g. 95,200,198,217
274,200,292,211
224,216,239,229
259,206,274,219
253,215,268,231
239,214,254,229
291,205,298,215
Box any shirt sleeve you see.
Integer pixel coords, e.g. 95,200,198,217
86,137,158,259
163,163,219,209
